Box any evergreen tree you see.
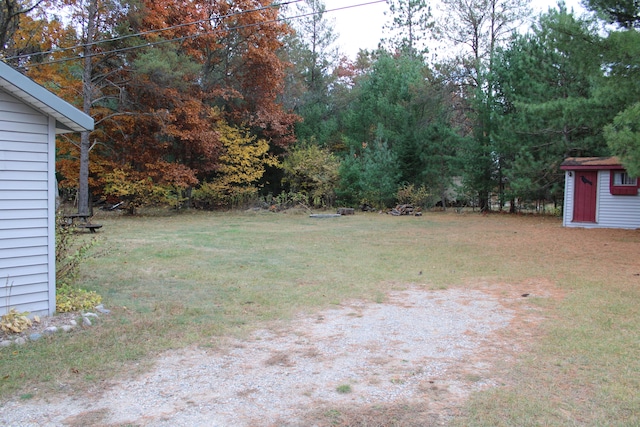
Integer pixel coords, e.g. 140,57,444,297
583,0,640,28
605,103,640,176
436,0,530,211
493,7,609,205
337,127,401,208
283,0,340,147
590,5,640,173
343,51,426,183
383,0,433,56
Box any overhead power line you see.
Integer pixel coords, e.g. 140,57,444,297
5,0,304,62
5,0,387,67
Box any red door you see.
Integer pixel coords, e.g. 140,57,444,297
573,171,597,222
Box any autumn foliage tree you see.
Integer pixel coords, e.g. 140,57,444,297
192,114,279,208
202,0,299,147
5,0,298,212
0,0,300,213
95,0,297,211
4,2,118,207
282,142,340,207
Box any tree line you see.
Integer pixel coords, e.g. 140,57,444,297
2,0,639,213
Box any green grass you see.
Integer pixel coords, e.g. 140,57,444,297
336,384,353,394
1,209,639,426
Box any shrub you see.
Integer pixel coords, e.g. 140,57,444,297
56,216,98,284
1,308,33,334
191,182,259,210
282,143,340,208
396,183,430,208
260,191,310,211
56,215,102,313
56,284,102,313
102,168,186,214
191,182,226,210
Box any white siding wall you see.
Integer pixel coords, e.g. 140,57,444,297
563,171,575,227
564,170,640,229
597,170,640,229
0,90,52,316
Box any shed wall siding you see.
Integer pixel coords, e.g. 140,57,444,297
0,89,52,316
564,170,640,229
563,172,574,227
597,171,640,229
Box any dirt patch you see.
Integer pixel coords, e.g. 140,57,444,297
0,283,561,426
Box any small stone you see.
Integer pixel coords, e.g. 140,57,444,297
44,326,58,335
84,312,99,318
61,325,74,333
29,333,42,341
95,305,111,314
0,340,12,348
15,337,27,346
82,316,92,326
69,319,77,327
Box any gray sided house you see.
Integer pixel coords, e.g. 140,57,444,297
561,157,640,229
0,61,93,316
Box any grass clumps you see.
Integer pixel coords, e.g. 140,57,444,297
336,384,352,394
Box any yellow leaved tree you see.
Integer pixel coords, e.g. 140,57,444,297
193,119,280,209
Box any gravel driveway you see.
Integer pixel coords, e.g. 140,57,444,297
1,285,549,426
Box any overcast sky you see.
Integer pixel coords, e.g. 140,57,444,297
322,0,588,59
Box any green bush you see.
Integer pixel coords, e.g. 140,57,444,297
337,137,400,209
56,284,102,313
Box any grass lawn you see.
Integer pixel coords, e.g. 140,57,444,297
1,209,639,425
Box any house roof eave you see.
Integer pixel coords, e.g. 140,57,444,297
0,61,94,134
560,156,626,171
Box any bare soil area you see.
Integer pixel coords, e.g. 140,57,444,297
1,280,560,427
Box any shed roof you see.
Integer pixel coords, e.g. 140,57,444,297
560,156,625,170
0,61,94,134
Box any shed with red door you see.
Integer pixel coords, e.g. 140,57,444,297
561,157,640,229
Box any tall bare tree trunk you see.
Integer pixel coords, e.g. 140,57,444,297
78,0,97,216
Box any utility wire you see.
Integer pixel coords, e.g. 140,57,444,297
5,0,304,61
5,0,387,67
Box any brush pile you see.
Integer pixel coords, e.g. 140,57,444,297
390,204,422,216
